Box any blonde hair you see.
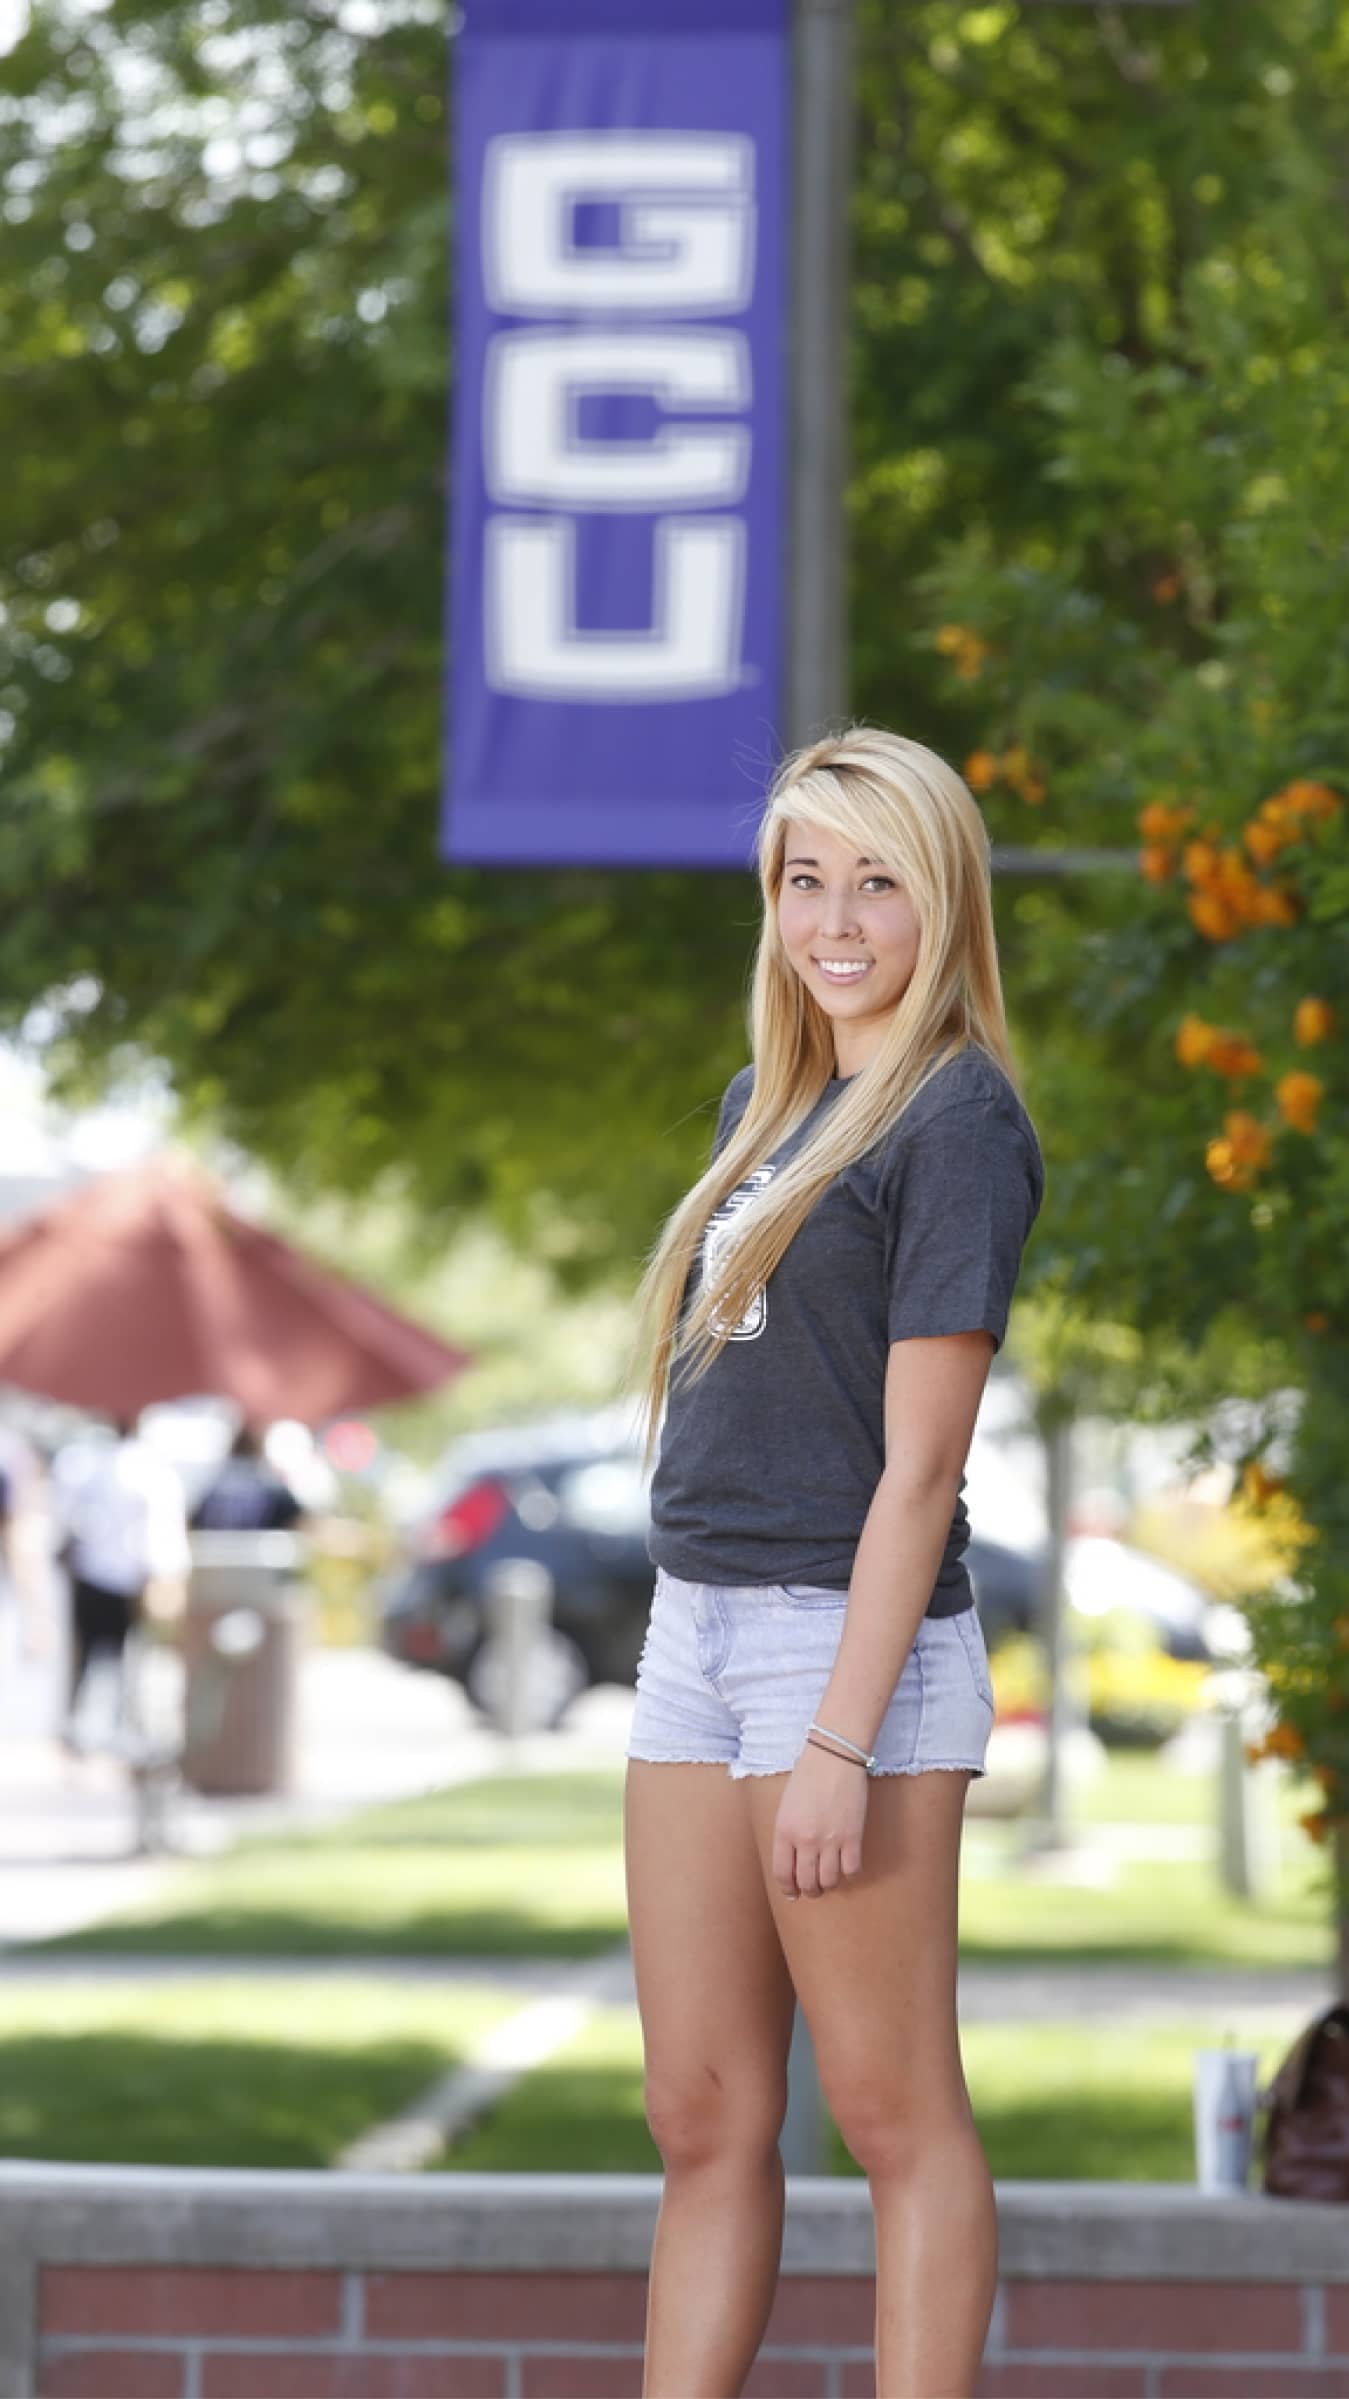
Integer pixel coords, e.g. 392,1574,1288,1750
630,724,1024,1454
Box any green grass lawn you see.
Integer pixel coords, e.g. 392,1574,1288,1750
35,1772,630,1959
34,1759,1330,1973
0,1979,516,2168
441,2004,1297,2184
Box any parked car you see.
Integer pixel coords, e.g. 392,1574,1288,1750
378,1409,654,1724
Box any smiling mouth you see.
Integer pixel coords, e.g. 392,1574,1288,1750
812,957,872,983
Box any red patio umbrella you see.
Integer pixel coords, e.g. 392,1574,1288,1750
0,1158,471,1423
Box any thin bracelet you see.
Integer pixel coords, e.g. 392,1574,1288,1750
806,1733,870,1772
808,1720,880,1776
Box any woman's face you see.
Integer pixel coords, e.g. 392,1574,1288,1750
775,817,922,1072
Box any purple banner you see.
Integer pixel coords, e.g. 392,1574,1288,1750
445,0,789,867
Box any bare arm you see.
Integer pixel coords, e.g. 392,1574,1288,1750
814,1329,995,1754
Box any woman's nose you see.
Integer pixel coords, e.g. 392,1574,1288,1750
819,890,861,938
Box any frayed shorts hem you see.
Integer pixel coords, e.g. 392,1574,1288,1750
628,1748,985,1782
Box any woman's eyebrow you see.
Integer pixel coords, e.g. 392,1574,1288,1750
784,855,877,868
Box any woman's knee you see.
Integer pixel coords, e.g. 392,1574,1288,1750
824,2070,973,2184
643,2058,787,2171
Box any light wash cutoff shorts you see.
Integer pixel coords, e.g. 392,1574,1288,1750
627,1568,994,1781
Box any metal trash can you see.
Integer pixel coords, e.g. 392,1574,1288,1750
181,1531,306,1795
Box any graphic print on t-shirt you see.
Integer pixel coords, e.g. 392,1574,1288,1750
704,1165,776,1340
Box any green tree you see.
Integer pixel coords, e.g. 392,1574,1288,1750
3,0,1336,1268
916,37,1349,1949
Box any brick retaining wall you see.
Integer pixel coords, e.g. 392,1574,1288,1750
2,2166,1347,2399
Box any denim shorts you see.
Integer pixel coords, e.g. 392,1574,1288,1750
627,1568,994,1781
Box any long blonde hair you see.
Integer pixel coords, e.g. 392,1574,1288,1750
631,724,1024,1452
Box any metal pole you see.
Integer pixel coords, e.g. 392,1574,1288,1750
787,0,855,749
1032,1408,1075,1854
780,0,855,2182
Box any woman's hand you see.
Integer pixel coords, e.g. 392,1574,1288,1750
772,1742,870,1900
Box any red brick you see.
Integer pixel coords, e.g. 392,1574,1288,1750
365,2271,648,2343
975,2370,1147,2398
1158,2374,1349,2399
202,2359,506,2399
1324,2287,1349,2354
1003,2279,1302,2355
39,2353,185,2398
763,2276,873,2344
745,2362,831,2397
852,2366,1147,2399
41,2265,342,2338
519,2362,642,2399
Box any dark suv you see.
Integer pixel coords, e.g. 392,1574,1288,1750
379,1409,657,1724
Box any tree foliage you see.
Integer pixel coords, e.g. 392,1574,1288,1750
4,0,1339,1277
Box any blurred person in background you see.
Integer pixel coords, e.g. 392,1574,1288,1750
190,1422,305,1534
53,1415,190,1745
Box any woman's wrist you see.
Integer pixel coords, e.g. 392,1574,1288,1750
805,1731,870,1772
806,1719,879,1775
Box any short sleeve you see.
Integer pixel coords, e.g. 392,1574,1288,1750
883,1092,1043,1352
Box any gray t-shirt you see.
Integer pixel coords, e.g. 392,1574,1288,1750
647,1044,1045,1615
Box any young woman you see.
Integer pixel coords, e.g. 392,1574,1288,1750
625,726,1045,2399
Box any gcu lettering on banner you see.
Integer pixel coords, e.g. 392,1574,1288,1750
445,0,789,868
483,134,753,701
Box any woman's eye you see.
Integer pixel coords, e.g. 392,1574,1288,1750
862,875,896,893
788,873,821,889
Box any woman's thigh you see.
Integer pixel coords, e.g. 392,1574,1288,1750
739,1768,973,2152
624,1761,797,2147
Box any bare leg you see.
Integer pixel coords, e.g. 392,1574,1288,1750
624,1760,797,2398
743,1768,995,2398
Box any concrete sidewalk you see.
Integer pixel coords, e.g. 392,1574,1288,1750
0,1630,635,1947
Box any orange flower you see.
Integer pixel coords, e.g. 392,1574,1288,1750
965,751,999,792
1240,1461,1285,1508
1182,839,1221,884
1279,780,1341,821
1188,890,1239,942
1021,775,1046,806
1243,820,1288,867
1248,883,1300,927
1300,1809,1330,1844
1175,1015,1218,1067
1305,1311,1331,1335
1214,854,1266,918
1140,844,1176,883
935,625,969,656
1206,1111,1272,1191
1152,572,1182,604
1138,799,1194,843
1226,1110,1273,1163
1265,1720,1305,1761
1206,1034,1264,1079
1275,1071,1324,1133
1294,998,1334,1047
